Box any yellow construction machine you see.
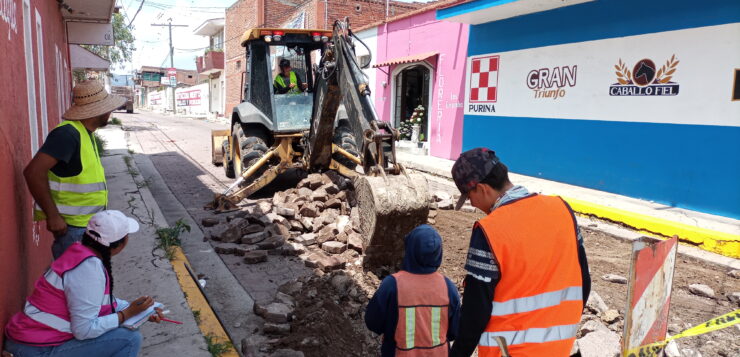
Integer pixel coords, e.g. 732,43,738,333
206,20,429,266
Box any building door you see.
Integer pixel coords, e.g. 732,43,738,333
393,64,431,143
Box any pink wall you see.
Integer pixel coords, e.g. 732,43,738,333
374,10,468,159
0,0,71,344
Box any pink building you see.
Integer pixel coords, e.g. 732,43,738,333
362,5,469,159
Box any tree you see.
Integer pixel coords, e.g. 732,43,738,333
82,13,136,70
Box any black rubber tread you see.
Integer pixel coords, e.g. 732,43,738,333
222,139,235,178
332,121,360,170
234,123,269,187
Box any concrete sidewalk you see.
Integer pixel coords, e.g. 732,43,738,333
97,125,211,356
397,151,740,257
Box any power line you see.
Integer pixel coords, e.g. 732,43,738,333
128,0,146,28
152,19,188,111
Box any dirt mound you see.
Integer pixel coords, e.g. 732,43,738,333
273,268,382,356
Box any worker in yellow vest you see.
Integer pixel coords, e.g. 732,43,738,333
25,80,125,258
273,58,307,94
449,148,591,357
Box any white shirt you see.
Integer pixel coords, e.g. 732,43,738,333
63,257,129,340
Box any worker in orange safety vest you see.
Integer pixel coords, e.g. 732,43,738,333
365,224,461,356
448,148,591,357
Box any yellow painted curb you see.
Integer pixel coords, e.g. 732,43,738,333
562,196,740,259
171,247,240,357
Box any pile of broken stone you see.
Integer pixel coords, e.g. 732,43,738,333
204,172,367,271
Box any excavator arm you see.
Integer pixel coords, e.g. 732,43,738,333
308,19,400,177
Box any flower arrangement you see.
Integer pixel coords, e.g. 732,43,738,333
399,105,425,140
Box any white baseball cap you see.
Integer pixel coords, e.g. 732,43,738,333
85,210,139,246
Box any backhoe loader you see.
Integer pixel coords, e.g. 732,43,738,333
207,19,429,266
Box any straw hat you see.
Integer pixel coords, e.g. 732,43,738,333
62,80,126,120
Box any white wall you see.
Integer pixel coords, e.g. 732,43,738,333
175,83,210,116
355,27,378,102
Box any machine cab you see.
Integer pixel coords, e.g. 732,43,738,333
240,28,332,133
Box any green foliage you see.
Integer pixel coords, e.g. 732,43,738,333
93,133,106,154
204,334,233,357
109,117,122,125
192,309,201,324
155,219,191,260
82,13,135,70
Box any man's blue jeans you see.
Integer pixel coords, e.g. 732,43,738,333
4,328,142,357
51,226,86,259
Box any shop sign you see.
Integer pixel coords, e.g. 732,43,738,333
609,55,679,96
176,89,201,106
468,55,499,113
526,65,577,100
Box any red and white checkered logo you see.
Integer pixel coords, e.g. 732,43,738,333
469,55,499,103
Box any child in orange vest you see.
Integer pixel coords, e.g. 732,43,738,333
365,224,461,356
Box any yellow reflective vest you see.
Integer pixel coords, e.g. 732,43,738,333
34,120,107,227
274,71,301,94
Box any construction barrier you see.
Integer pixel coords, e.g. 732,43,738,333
564,197,740,258
625,308,740,356
622,237,678,353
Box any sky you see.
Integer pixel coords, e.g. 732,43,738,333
114,0,431,75
115,0,235,75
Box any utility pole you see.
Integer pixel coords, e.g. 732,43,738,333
151,19,187,113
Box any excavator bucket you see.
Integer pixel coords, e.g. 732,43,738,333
353,173,430,268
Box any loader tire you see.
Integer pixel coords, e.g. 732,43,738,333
233,123,269,187
332,120,359,170
222,139,235,179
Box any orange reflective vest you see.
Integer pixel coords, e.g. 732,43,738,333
393,270,449,356
477,194,583,357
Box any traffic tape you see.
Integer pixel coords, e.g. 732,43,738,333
625,308,740,356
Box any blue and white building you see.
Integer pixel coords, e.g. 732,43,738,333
437,0,740,219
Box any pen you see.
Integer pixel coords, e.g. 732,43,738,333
161,318,183,325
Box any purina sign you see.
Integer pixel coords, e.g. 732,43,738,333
467,55,499,113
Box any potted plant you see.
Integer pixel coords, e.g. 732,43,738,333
409,105,425,144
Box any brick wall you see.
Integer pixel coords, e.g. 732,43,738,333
224,0,428,117
225,0,262,117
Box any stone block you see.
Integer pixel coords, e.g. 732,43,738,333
317,224,339,244
428,209,438,218
242,231,268,244
348,233,363,253
254,200,273,215
325,198,342,209
688,283,715,298
214,242,239,255
296,233,317,246
281,242,305,256
201,217,219,227
299,204,319,218
272,192,287,207
264,322,291,335
310,188,328,202
433,191,451,202
276,207,296,219
317,255,345,272
576,329,620,357
324,184,340,195
257,236,286,250
243,250,268,264
321,241,346,254
268,223,291,238
336,232,348,243
262,302,293,323
266,212,290,228
234,245,255,256
300,217,314,231
289,220,304,232
219,224,242,243
242,224,264,235
601,274,628,284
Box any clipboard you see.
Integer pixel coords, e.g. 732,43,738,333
122,302,163,330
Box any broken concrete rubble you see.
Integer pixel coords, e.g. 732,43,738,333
321,241,346,254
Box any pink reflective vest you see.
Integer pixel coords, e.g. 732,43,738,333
5,243,117,346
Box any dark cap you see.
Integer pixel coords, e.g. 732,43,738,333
279,58,291,68
451,148,500,210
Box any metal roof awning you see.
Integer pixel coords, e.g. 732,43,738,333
69,45,110,71
373,51,438,68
